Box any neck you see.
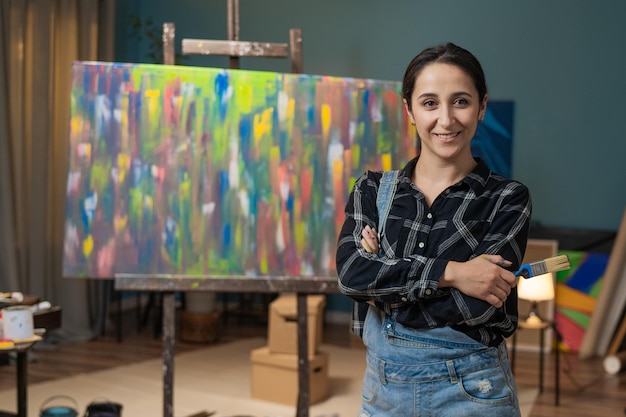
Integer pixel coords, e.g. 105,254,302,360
413,154,477,187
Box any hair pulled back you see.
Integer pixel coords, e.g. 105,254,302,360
402,42,487,111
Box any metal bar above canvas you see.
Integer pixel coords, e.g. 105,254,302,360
182,39,289,58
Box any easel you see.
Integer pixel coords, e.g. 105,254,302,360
162,1,302,73
122,3,322,417
116,275,338,417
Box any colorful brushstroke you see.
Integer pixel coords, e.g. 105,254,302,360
63,62,512,278
554,250,608,351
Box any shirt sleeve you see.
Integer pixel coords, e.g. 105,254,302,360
452,180,532,331
335,171,446,306
471,180,532,270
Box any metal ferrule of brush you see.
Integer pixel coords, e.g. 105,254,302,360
529,262,549,276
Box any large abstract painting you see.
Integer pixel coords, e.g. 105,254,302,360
63,62,512,278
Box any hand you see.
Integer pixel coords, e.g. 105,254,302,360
361,225,379,253
440,255,516,308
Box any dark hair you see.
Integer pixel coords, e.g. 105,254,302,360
402,42,487,111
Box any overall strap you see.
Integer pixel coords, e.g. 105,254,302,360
376,170,399,256
351,169,400,338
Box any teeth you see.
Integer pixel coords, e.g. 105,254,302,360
436,133,457,139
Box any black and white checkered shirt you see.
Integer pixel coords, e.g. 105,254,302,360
336,157,532,347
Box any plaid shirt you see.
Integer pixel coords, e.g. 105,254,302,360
336,157,532,347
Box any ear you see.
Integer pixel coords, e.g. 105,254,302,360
403,99,415,125
478,94,488,121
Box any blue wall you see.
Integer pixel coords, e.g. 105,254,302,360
114,0,626,233
113,0,626,315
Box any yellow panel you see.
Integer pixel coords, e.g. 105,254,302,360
555,282,596,313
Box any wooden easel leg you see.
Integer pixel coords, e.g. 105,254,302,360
227,0,240,69
163,291,176,417
296,293,310,417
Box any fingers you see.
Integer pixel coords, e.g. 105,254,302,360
361,225,379,253
482,255,517,288
482,254,512,268
482,282,511,308
476,255,517,306
487,293,504,308
496,279,514,296
491,284,511,306
474,277,509,308
363,225,377,239
502,272,517,288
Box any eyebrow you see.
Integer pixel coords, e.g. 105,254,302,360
417,91,474,100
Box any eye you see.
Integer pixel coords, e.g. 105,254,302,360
453,97,469,106
422,99,437,108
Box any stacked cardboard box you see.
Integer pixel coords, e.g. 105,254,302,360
250,294,329,406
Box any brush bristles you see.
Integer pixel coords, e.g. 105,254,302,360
527,255,570,277
543,255,570,272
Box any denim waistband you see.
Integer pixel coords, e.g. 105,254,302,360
382,314,486,349
366,341,509,384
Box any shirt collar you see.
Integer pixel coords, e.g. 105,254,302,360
399,156,492,194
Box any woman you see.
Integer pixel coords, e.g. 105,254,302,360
336,42,532,416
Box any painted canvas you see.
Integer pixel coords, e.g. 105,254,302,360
554,250,608,351
63,62,513,278
472,101,513,178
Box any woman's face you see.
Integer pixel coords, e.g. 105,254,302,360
404,62,487,163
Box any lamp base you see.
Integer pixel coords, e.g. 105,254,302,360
522,313,545,328
520,301,549,329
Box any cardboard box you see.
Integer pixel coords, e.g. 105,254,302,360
268,294,325,356
250,346,329,406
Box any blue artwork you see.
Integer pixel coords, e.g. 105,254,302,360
473,101,514,178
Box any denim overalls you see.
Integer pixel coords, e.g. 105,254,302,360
358,305,521,417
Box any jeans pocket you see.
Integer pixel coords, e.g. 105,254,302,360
457,366,513,404
386,333,443,349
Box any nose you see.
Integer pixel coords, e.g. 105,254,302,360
438,105,455,127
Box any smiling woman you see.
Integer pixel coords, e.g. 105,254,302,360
336,42,532,417
406,62,487,206
407,63,486,186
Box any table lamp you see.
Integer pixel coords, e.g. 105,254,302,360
517,272,555,327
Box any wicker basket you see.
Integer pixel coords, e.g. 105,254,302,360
178,310,221,343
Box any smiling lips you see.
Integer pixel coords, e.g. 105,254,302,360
435,132,459,140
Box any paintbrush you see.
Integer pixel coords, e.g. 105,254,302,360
515,255,570,279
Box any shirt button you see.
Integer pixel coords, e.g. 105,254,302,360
386,323,392,329
425,289,432,296
418,242,425,248
427,213,432,219
445,189,451,194
401,297,408,302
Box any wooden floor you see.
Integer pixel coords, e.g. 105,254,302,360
1,307,625,417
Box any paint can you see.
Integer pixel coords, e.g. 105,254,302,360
39,395,79,417
1,305,34,340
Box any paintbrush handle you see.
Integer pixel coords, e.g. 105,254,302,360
515,266,531,279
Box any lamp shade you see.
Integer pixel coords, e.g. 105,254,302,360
517,272,555,302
